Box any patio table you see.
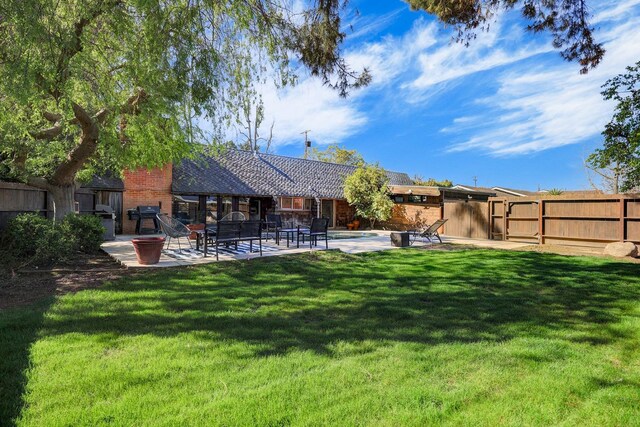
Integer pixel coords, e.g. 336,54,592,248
277,226,309,247
195,227,216,255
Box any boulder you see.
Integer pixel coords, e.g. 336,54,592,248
603,242,638,258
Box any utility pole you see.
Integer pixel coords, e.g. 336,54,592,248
473,176,478,187
301,130,311,159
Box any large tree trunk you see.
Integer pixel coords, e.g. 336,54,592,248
49,185,77,221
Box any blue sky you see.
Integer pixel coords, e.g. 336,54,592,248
244,0,640,191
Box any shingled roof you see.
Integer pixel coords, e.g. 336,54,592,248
172,149,414,199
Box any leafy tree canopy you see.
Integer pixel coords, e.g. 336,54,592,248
343,164,394,228
587,61,640,193
0,0,369,218
405,0,605,74
413,175,453,187
308,144,365,166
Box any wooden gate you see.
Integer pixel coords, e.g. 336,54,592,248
490,200,540,244
443,201,489,238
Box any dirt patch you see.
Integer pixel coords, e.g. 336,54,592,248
0,251,130,310
420,241,640,263
512,244,640,263
418,243,481,252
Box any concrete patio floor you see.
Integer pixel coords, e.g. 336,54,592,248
101,230,531,268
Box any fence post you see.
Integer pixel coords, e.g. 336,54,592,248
503,200,507,241
538,199,544,245
620,197,625,242
488,200,493,240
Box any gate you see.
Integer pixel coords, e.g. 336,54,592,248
443,201,489,238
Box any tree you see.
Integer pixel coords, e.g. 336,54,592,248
587,61,640,193
413,175,453,187
343,164,393,228
0,0,369,219
406,0,605,74
235,95,274,153
584,159,626,194
308,144,365,166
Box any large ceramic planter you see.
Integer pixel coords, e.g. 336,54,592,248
132,237,165,265
186,223,205,240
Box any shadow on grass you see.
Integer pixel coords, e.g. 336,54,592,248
36,249,640,358
0,298,54,427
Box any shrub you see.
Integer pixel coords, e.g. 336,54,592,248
61,214,105,254
4,213,71,265
3,213,105,266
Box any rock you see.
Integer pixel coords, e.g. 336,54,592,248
603,242,638,258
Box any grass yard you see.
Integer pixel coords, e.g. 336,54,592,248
1,248,640,426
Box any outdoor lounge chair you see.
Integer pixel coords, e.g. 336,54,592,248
156,213,193,252
297,217,329,250
410,218,448,245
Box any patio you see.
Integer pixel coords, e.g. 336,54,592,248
101,231,531,267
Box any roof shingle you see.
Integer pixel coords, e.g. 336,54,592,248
172,149,413,198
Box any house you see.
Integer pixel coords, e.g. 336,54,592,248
1,149,501,234
116,149,413,233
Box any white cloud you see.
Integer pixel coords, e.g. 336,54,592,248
446,10,640,156
229,0,640,152
253,76,368,148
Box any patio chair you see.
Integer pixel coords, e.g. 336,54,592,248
297,217,329,250
221,211,246,221
410,218,448,245
156,213,193,252
264,214,282,240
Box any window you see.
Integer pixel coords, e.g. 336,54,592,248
393,195,405,203
280,197,293,210
279,197,311,211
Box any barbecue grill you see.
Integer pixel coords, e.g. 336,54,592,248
133,205,161,235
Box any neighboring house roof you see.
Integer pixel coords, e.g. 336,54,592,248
172,149,414,198
81,174,125,190
453,184,534,197
388,185,496,198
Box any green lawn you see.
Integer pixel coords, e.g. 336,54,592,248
2,248,640,426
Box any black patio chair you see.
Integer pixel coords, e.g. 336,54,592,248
410,218,448,245
264,214,283,240
156,213,193,252
297,217,329,250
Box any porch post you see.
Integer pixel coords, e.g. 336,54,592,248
216,195,223,220
198,195,207,225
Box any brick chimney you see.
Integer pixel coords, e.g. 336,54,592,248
122,164,173,234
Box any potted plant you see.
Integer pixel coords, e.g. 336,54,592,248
131,237,166,265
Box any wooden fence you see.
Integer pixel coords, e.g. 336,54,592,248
0,181,48,230
0,181,105,231
488,195,640,247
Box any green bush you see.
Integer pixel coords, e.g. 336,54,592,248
4,213,71,265
3,213,105,266
61,214,105,254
